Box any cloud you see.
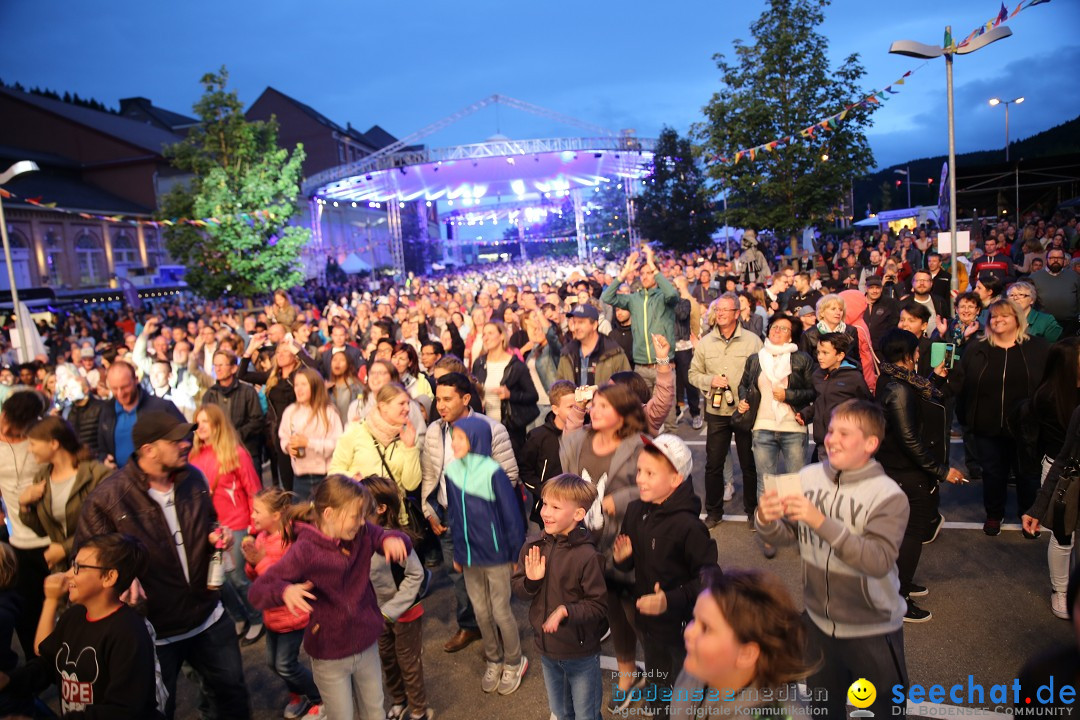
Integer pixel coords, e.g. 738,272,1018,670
868,45,1080,169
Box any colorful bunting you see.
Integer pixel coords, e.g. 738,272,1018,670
706,1,1050,168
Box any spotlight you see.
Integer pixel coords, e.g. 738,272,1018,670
366,175,373,181
594,153,603,159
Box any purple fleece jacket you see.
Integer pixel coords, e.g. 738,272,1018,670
249,521,411,660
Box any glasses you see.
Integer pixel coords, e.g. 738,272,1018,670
72,560,112,575
716,307,738,314
1007,293,1031,299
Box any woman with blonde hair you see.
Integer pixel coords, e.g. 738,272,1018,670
347,360,427,437
799,293,863,370
279,367,344,502
191,402,266,644
329,383,422,528
950,296,1049,536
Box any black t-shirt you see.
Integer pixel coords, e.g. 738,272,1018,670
27,603,161,719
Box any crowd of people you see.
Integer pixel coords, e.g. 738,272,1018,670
0,210,1079,719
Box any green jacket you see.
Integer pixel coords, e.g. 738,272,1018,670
600,273,679,365
1026,308,1063,342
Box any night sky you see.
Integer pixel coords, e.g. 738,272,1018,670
2,0,1077,171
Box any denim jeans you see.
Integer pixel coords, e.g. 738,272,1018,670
541,654,603,720
311,643,384,720
266,629,320,703
155,611,251,720
293,473,325,503
674,349,700,419
221,529,261,626
751,429,808,502
437,509,477,631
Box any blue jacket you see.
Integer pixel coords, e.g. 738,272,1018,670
445,416,525,567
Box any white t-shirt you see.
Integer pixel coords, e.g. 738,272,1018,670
50,473,77,536
147,485,190,582
0,440,48,550
483,358,509,423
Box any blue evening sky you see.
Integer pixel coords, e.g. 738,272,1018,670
2,0,1077,171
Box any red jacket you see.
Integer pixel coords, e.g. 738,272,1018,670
245,531,309,633
190,445,261,531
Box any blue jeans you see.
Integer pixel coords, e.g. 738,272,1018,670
751,429,808,502
311,644,384,720
293,473,325,503
267,629,321,703
155,611,251,720
541,654,603,720
437,509,477,631
222,529,261,626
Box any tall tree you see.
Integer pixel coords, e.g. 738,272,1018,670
636,127,718,252
697,0,875,239
159,68,308,298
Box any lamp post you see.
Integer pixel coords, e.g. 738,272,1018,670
989,96,1023,162
0,161,40,363
894,167,912,208
890,24,1012,310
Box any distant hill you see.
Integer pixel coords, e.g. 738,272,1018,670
854,115,1080,217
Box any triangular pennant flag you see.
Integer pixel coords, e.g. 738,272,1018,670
734,151,744,165
821,119,832,132
903,71,912,77
749,148,757,161
26,196,42,205
41,202,57,209
0,188,10,199
944,27,954,48
838,108,850,121
867,96,880,105
995,1,1009,25
895,78,905,86
1010,1,1023,16
885,86,899,95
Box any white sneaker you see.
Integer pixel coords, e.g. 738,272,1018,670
723,483,734,503
692,415,703,430
482,661,503,693
1052,592,1069,620
497,656,528,695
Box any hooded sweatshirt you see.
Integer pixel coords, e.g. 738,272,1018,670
839,289,879,393
613,480,719,638
444,416,525,567
798,360,871,446
756,459,908,639
512,525,608,660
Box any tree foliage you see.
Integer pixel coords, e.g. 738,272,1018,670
159,68,308,298
696,0,876,238
635,127,718,253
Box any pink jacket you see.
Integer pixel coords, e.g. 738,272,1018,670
564,362,675,436
279,404,344,476
189,445,261,531
245,531,309,633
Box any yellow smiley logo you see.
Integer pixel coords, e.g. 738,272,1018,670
848,678,877,709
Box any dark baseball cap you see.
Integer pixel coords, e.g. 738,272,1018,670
568,304,600,321
865,275,883,287
132,411,196,450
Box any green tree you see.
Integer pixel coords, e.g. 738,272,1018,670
636,127,718,252
696,0,875,239
159,68,308,298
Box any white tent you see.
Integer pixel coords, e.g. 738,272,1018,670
339,253,373,274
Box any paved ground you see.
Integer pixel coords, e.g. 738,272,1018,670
88,423,1080,718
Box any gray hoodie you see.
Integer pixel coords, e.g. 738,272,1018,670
756,459,908,638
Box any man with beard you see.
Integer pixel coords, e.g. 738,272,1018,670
74,412,251,719
1031,248,1080,337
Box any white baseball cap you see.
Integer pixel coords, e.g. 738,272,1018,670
641,433,693,480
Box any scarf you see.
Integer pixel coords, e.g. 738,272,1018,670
364,404,401,448
758,340,799,421
816,319,846,335
880,362,941,402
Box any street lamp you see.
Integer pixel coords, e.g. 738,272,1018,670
0,161,40,363
894,167,912,208
988,96,1024,162
890,24,1012,309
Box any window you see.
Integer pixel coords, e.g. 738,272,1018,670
112,232,138,266
75,231,105,286
144,228,165,270
44,229,64,286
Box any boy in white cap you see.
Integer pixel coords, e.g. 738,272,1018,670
612,433,718,714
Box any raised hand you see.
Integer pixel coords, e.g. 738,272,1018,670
524,545,546,581
651,333,670,360
613,534,633,564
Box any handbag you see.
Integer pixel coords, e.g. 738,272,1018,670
731,387,760,433
1043,460,1080,546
